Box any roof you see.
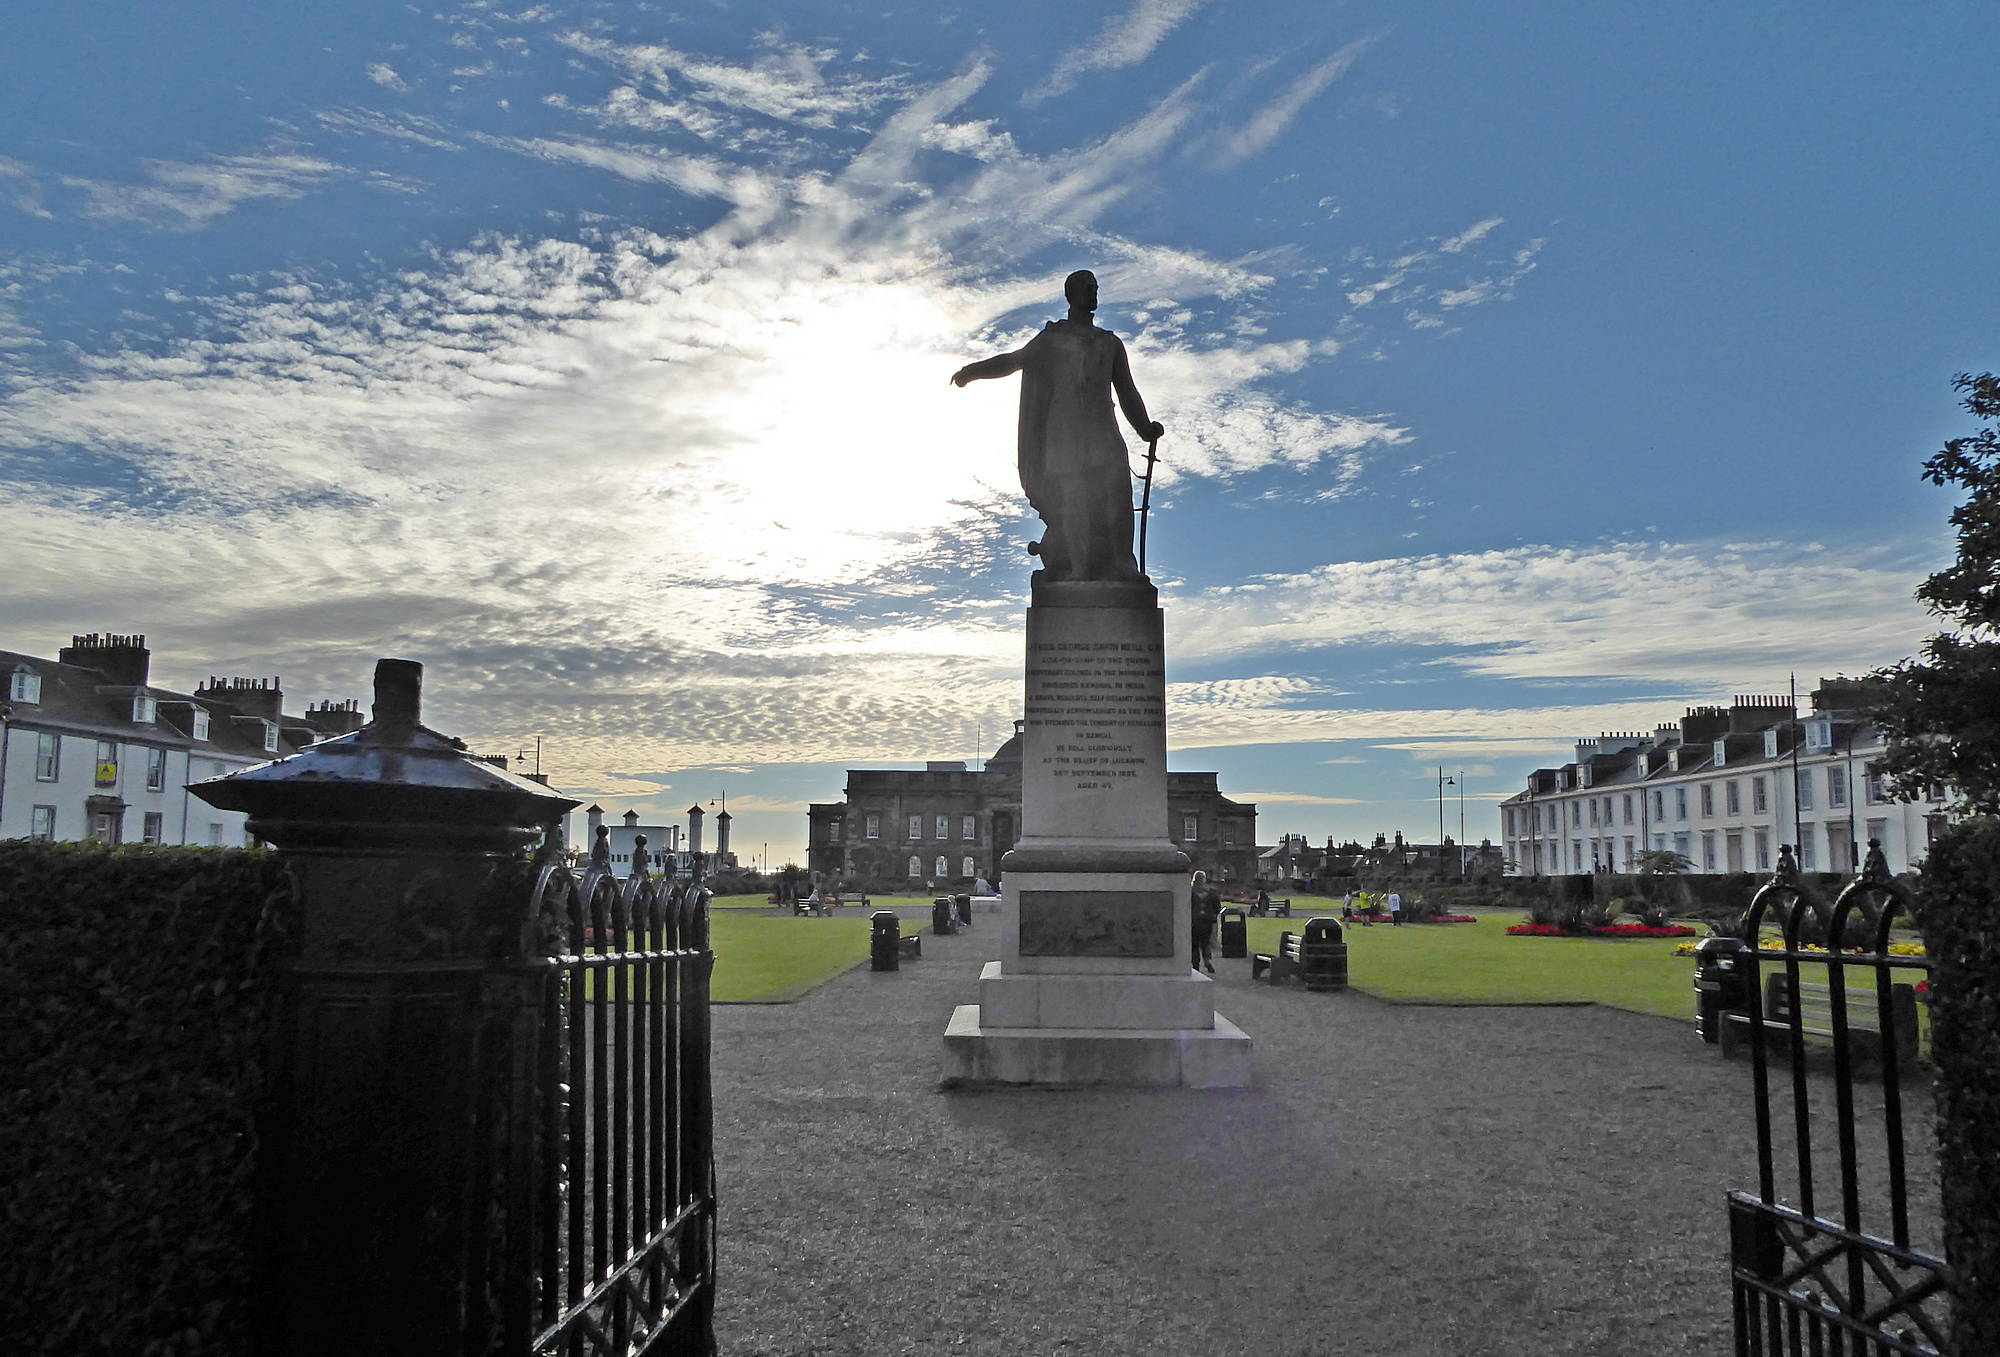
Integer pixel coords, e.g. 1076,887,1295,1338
0,648,296,762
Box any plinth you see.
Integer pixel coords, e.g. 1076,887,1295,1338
942,576,1253,1088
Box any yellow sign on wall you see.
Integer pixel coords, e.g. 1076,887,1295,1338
95,762,119,784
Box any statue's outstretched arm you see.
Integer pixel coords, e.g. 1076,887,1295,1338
1111,342,1166,442
950,349,1025,387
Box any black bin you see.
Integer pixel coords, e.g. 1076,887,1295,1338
870,910,902,972
932,897,958,935
1218,907,1248,960
1300,916,1348,991
1693,936,1750,1044
955,893,972,927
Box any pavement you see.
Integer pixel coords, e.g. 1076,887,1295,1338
708,916,1937,1357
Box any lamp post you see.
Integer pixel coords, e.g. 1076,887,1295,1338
513,735,543,780
1437,768,1455,875
1456,769,1466,876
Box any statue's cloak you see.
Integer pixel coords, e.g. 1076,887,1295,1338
1014,319,1131,534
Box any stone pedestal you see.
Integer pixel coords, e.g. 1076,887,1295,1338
943,577,1252,1088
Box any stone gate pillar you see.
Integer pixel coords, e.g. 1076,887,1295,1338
192,659,577,1356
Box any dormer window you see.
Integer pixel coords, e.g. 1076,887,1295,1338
1805,718,1832,752
1713,738,1728,767
262,722,280,754
192,708,211,741
1763,729,1779,759
8,667,40,703
131,695,155,724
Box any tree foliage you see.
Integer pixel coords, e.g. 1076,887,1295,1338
1633,848,1691,876
1871,373,2000,815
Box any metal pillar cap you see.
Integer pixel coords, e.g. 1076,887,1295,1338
191,658,579,851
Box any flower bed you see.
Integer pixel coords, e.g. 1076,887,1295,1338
1507,921,1697,939
1422,914,1477,924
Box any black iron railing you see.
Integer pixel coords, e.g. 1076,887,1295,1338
517,835,716,1357
1730,843,1952,1356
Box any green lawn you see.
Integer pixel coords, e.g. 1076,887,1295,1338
1242,912,1701,1021
710,913,878,1003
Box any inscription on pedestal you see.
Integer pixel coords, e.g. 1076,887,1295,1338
1018,890,1174,957
1024,638,1164,794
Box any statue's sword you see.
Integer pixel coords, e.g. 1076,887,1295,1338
1136,434,1160,573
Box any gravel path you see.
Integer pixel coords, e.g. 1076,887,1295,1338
710,918,1937,1357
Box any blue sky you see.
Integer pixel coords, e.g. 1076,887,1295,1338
3,2,1993,867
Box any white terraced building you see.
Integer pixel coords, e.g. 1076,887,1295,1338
1499,679,1949,879
0,632,363,847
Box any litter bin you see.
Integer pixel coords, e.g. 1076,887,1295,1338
871,910,902,972
932,897,958,935
955,893,972,927
1693,936,1750,1044
1218,906,1248,960
1299,916,1349,991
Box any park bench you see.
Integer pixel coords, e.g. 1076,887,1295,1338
836,891,869,907
1722,971,1919,1064
1250,922,1348,992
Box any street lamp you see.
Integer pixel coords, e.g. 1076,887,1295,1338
513,735,544,779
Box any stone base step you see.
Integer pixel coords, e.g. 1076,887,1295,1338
941,1004,1253,1089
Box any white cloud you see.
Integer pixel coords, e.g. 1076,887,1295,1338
1170,540,1934,687
1028,0,1209,103
1230,790,1368,806
63,150,360,230
367,63,410,93
1208,36,1378,168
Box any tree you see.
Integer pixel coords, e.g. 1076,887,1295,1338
1870,373,2000,814
1633,848,1691,876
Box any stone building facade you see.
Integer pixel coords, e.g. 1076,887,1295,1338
807,722,1258,889
1498,679,1950,878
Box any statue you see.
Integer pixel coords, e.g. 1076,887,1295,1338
951,270,1165,581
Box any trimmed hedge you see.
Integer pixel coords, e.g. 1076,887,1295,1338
0,841,290,1357
1916,819,2000,1352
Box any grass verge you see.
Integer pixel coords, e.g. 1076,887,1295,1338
710,913,874,1003
1242,911,1699,1021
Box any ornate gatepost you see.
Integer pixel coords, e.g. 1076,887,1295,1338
193,659,577,1357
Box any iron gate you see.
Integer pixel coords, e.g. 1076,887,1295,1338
510,833,717,1356
1728,844,1953,1355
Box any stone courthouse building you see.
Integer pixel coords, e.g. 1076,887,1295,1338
807,721,1259,889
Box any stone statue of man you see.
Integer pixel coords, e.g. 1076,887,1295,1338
951,270,1165,581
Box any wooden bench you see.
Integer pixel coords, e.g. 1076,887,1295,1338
1722,972,1918,1063
836,891,869,908
1251,931,1305,983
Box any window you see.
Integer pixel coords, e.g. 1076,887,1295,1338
1753,828,1770,871
1675,787,1688,821
1569,802,1581,827
1622,836,1634,869
1182,814,1198,842
1799,833,1817,870
263,722,280,754
1650,790,1664,821
927,814,944,840
1828,766,1848,808
1805,719,1832,752
907,856,921,878
934,856,949,879
1867,819,1889,856
1926,782,1946,802
8,668,41,703
132,695,155,724
95,740,119,787
1763,729,1780,759
1588,799,1598,826
192,708,211,741
1725,781,1741,815
1753,776,1768,814
35,732,59,781
1797,774,1814,811
1572,843,1583,871
1865,771,1888,805
961,814,975,841
962,856,976,878
907,815,922,840
146,747,167,791
142,812,164,844
864,813,880,840
1622,794,1633,825
1674,832,1692,861
208,823,225,846
1222,823,1237,847
1701,831,1717,872
1700,783,1714,817
30,805,55,841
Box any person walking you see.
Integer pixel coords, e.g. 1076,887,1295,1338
1341,888,1355,922
1190,870,1222,974
1388,890,1403,926
1254,884,1272,917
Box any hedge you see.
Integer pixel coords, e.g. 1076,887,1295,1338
1916,818,2000,1352
0,841,290,1357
